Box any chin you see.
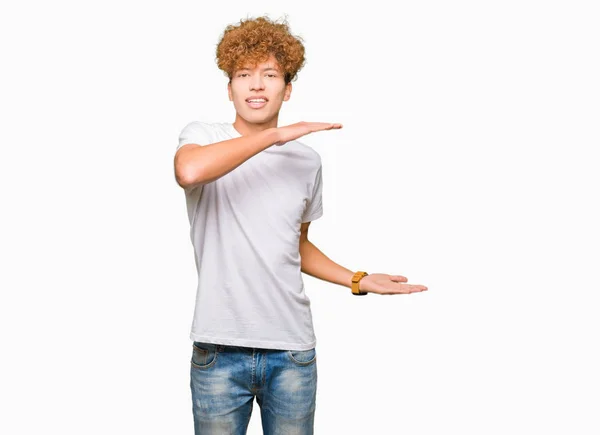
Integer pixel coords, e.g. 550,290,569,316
244,112,273,125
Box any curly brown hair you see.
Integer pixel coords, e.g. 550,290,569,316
216,15,306,84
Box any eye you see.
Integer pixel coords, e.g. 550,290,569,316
238,73,249,77
266,74,276,78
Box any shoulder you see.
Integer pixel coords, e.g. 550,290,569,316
179,121,218,136
178,121,224,148
290,139,322,165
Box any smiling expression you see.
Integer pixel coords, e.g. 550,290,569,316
228,54,292,127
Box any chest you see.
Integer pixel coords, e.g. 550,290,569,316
216,151,315,223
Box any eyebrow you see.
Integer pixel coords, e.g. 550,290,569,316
237,67,280,72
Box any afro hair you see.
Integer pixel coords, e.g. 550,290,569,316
216,15,306,84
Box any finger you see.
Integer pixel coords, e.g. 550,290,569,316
311,123,339,132
395,284,427,294
389,275,408,282
320,123,342,130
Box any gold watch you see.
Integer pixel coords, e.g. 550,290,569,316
351,271,369,295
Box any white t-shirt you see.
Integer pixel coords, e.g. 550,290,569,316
176,121,323,351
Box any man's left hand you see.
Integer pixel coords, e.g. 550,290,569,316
358,273,428,295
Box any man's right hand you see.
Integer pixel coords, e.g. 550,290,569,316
274,122,343,146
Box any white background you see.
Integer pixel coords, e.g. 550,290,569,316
1,0,598,434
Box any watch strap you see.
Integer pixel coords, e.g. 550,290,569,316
351,271,369,295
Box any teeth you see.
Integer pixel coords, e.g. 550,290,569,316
248,99,266,103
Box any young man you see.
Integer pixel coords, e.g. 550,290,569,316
174,16,428,435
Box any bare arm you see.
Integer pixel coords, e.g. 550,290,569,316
299,222,428,295
174,128,279,189
174,122,342,189
299,232,355,289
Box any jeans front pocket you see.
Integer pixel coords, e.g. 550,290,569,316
191,341,219,369
287,347,317,366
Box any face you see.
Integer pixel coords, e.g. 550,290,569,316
228,54,292,127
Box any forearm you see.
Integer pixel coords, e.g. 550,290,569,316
175,128,279,189
299,239,354,289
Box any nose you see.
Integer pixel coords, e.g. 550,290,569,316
250,74,265,91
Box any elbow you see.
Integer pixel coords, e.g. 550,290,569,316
174,170,191,189
174,160,205,189
299,237,311,254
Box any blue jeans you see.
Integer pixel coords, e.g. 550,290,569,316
190,341,318,434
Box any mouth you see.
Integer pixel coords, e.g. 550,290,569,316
245,97,268,109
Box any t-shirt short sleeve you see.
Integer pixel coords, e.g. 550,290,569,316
176,121,212,152
302,164,323,223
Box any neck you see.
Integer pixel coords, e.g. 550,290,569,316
232,113,279,136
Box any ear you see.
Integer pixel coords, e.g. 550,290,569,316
227,81,233,101
283,82,292,102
